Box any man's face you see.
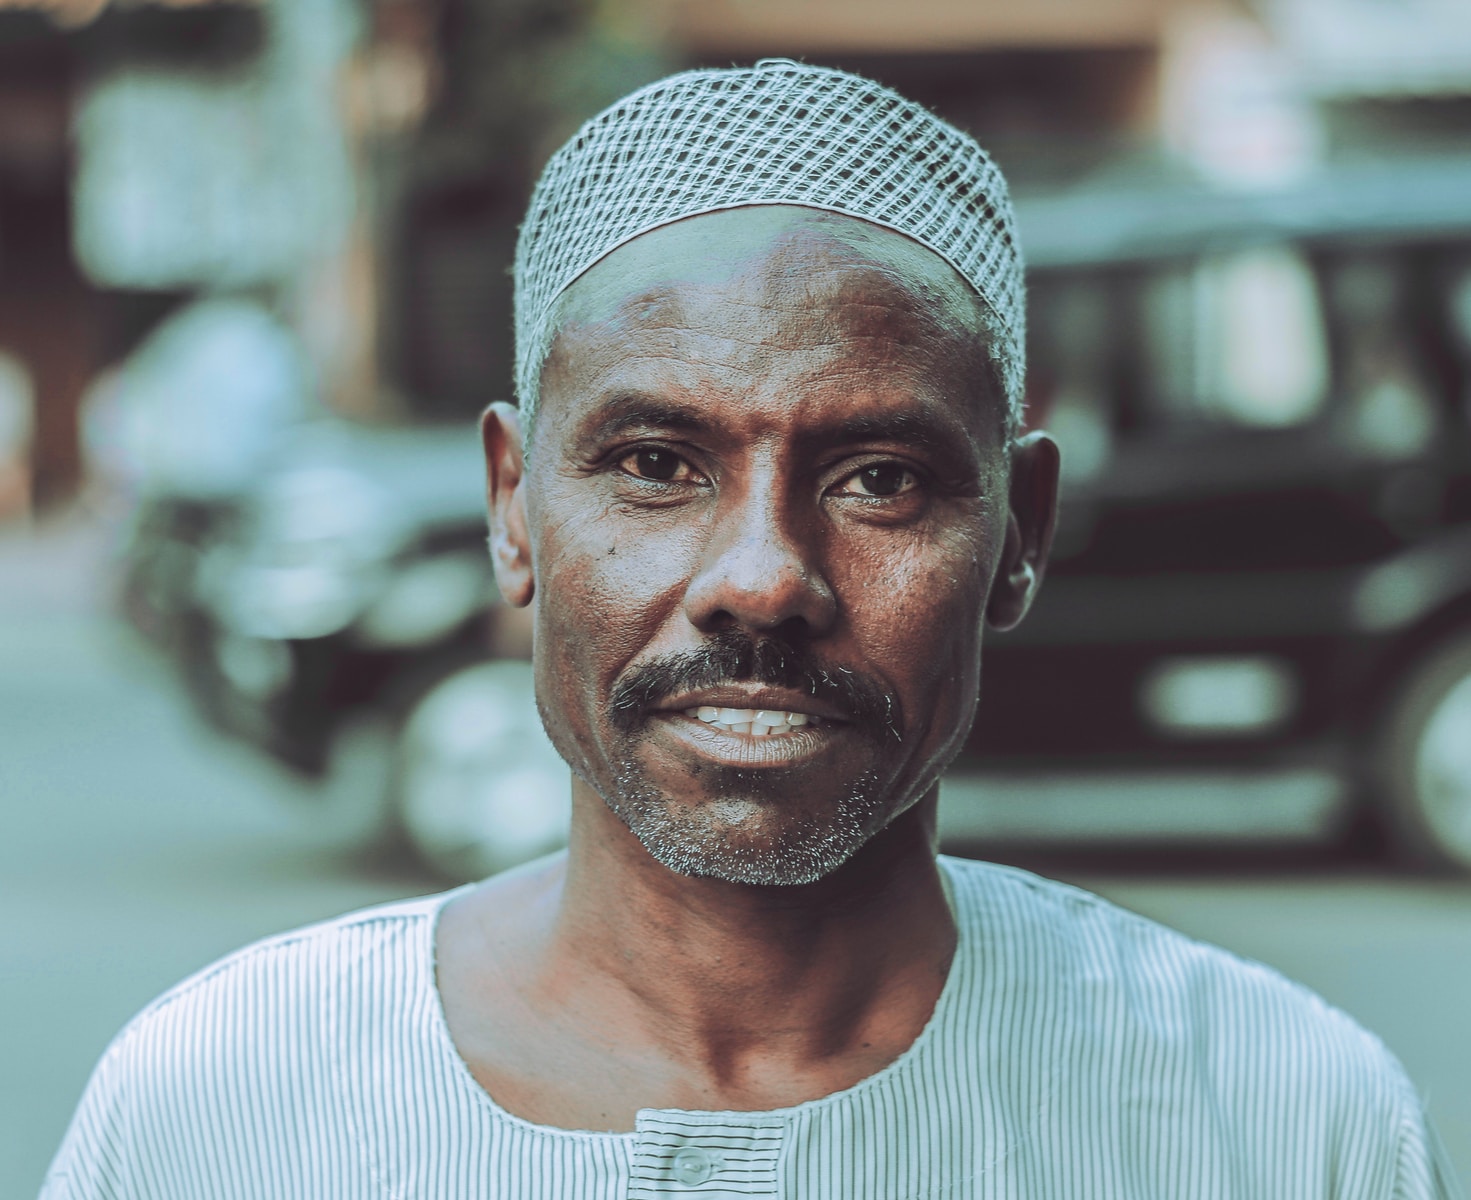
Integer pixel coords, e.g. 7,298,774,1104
490,208,1053,885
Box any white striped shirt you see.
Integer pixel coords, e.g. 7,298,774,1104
43,857,1462,1198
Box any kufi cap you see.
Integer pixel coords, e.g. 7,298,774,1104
514,58,1025,426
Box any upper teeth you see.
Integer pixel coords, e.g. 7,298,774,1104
684,706,813,736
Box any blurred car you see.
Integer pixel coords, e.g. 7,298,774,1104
119,490,239,649
111,299,314,649
941,157,1471,872
176,418,568,878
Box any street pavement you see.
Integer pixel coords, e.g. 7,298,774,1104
3,518,1468,1195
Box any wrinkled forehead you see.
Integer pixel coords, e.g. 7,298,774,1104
539,208,995,414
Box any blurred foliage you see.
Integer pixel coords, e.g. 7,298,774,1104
409,0,669,195
378,0,670,415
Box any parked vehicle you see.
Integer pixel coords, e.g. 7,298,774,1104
112,298,313,651
185,421,486,761
118,490,239,650
166,418,563,874
943,157,1471,872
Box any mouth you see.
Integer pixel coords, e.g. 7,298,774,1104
636,685,856,770
680,705,816,738
650,709,836,769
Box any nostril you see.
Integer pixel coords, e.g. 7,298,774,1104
698,610,815,642
772,615,811,644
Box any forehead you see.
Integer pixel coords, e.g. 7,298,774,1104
537,208,998,435
552,207,981,333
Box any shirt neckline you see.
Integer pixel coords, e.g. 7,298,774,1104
423,856,971,1142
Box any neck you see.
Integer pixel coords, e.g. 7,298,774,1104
550,779,956,1065
437,778,961,1127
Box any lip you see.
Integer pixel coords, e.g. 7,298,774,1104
650,710,848,769
652,686,849,724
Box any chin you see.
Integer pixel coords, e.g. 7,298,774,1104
606,762,894,886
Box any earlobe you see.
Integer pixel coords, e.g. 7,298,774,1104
985,431,1060,632
481,402,535,608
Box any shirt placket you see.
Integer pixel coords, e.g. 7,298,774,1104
627,1110,784,1199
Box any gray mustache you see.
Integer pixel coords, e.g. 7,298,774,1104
608,628,900,741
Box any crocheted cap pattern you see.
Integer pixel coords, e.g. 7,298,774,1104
514,58,1025,424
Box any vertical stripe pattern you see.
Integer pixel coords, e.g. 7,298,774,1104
42,858,1463,1199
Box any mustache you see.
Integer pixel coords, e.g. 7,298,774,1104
609,628,900,740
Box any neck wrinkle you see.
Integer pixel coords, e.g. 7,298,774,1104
545,782,957,1067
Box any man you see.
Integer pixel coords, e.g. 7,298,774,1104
46,60,1460,1198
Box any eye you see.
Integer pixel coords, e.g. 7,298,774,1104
617,447,700,484
837,462,919,498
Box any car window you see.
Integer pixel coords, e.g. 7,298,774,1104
1139,244,1329,431
1325,252,1439,460
1451,261,1471,357
1447,258,1471,431
1026,273,1117,484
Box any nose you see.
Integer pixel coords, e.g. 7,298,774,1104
683,483,838,638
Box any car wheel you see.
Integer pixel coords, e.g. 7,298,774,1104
308,713,400,851
1378,629,1471,873
393,659,570,882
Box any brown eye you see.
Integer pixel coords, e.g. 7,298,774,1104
842,463,915,497
622,448,690,482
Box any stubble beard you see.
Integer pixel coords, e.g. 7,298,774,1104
603,756,893,886
547,627,908,885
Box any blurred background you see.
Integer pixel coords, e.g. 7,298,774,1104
3,0,1471,1192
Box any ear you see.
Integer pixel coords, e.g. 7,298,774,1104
481,402,534,607
985,430,1060,632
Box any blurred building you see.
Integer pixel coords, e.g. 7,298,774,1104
1,0,1467,511
368,0,1471,425
0,0,418,513
646,0,1471,181
0,0,319,511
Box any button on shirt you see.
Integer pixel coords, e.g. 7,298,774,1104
42,858,1462,1199
667,1143,721,1186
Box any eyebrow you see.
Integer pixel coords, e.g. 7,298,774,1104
815,411,972,456
574,392,715,447
806,409,986,487
572,389,983,475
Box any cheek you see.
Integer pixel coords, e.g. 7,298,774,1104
834,520,993,731
530,486,706,706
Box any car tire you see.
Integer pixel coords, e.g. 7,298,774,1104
391,658,571,883
307,712,401,851
1377,628,1471,874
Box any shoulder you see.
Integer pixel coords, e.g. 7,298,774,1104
942,854,1355,1028
940,857,1425,1130
937,857,1460,1197
942,854,1385,1051
43,890,462,1199
122,889,451,1051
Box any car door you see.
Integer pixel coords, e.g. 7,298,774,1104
970,241,1451,763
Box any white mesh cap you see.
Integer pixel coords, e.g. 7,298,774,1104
514,58,1025,426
